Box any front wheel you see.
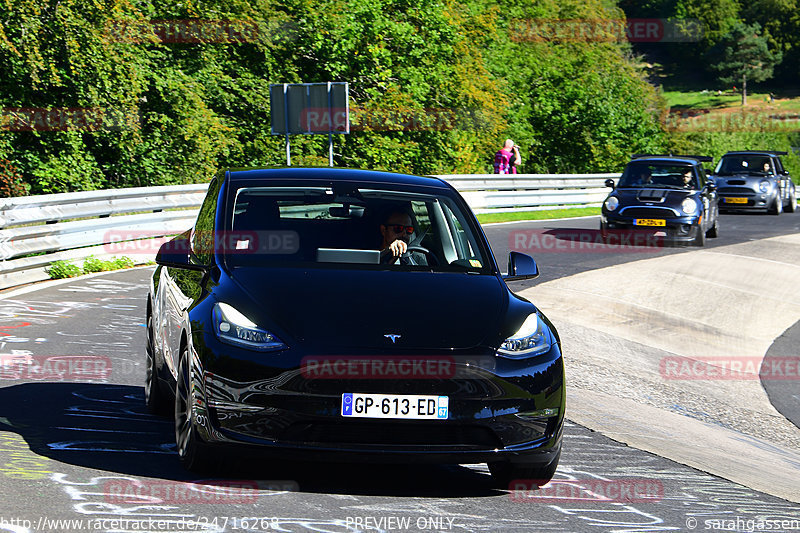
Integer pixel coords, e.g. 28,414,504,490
769,195,783,215
489,450,561,488
705,215,719,239
785,189,797,213
175,346,215,472
693,224,706,246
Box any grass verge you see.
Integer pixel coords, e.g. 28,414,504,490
477,206,600,224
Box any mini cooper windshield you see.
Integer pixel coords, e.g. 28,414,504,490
223,185,492,273
617,163,697,189
716,155,775,176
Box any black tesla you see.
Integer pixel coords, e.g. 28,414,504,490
146,167,564,485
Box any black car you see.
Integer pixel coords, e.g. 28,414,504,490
600,155,720,246
713,150,797,214
146,167,564,485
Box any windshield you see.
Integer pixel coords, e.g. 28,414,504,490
618,162,697,189
715,155,773,176
221,185,493,273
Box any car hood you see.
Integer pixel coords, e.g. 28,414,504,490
226,267,508,351
715,174,771,186
615,187,692,206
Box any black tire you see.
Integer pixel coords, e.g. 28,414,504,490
489,450,561,488
769,195,783,215
175,346,215,473
705,214,719,239
786,189,797,213
693,224,706,246
599,223,609,243
145,313,170,416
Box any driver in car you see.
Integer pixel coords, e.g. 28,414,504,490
379,209,425,265
682,169,695,189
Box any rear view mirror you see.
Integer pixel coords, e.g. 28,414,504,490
504,251,539,281
604,179,615,189
155,234,207,271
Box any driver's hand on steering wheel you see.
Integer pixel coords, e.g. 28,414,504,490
387,239,407,258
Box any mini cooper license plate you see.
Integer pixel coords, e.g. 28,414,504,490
635,219,666,227
341,393,449,420
724,197,748,204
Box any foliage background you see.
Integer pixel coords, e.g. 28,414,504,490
0,0,796,195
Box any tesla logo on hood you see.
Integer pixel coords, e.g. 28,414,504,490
384,334,401,343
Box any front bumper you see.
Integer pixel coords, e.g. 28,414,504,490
187,332,565,465
602,214,702,243
717,194,772,211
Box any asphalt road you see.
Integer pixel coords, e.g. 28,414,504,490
0,210,798,532
483,211,800,430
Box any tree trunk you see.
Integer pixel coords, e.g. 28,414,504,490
742,73,747,106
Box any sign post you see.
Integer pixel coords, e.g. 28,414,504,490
270,82,349,166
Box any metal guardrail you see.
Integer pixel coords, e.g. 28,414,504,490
435,173,618,213
0,184,208,290
0,175,615,291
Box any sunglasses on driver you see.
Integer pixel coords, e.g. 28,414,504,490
384,224,414,235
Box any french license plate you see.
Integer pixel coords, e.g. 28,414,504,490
724,197,748,204
634,219,666,227
341,393,449,420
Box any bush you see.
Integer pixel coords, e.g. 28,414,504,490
47,260,81,279
82,255,135,273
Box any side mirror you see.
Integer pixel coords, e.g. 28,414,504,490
604,179,615,189
706,180,716,191
504,251,539,281
155,234,207,271
783,170,790,176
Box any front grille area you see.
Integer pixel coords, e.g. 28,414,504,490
279,421,503,449
718,187,755,195
618,207,676,218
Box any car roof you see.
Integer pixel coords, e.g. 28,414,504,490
722,151,786,157
627,156,700,166
223,167,451,190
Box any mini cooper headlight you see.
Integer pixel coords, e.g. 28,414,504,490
498,313,552,359
681,198,698,215
604,196,619,212
213,302,286,351
759,179,770,193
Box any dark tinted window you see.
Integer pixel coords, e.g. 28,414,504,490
716,155,773,176
618,162,695,188
191,177,220,265
223,185,492,273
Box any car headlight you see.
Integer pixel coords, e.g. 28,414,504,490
498,313,552,359
759,180,770,193
604,196,619,212
681,198,698,215
212,302,286,351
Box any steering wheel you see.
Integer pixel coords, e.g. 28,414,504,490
402,245,439,266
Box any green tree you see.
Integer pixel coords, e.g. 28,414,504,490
710,22,782,106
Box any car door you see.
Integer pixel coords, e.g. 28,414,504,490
698,166,716,228
163,178,220,375
773,156,790,204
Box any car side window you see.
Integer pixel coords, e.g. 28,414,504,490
773,157,785,175
696,166,706,187
192,177,221,265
